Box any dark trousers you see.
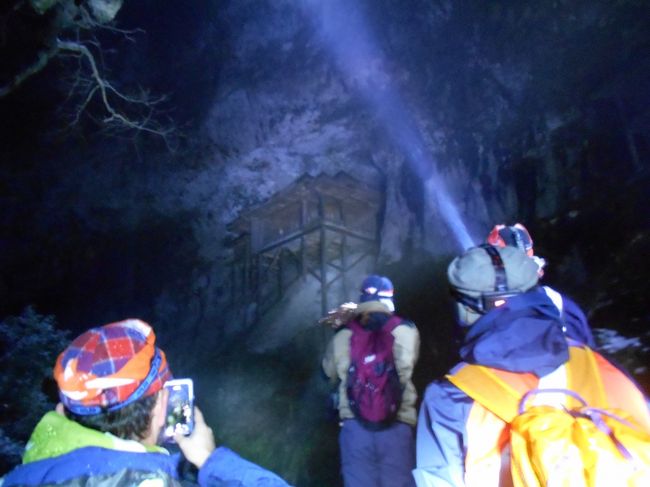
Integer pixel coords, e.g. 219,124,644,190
339,419,416,487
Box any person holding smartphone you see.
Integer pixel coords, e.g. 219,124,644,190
2,319,291,486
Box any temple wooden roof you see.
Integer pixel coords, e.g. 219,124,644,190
228,171,381,235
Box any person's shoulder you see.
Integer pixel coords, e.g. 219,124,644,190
391,317,419,340
330,327,352,348
423,377,470,403
541,285,584,314
421,377,474,425
395,316,417,328
2,447,179,486
333,326,352,337
556,291,587,318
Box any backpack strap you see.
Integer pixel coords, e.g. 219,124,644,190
447,345,608,422
384,315,404,333
346,319,363,334
447,364,526,422
565,345,608,408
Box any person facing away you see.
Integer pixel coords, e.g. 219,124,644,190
413,245,650,486
322,275,420,487
2,318,291,486
486,222,596,348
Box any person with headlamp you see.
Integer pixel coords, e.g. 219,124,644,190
412,245,650,486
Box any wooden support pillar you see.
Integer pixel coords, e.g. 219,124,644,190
318,193,328,316
341,234,348,299
339,198,349,299
300,197,308,278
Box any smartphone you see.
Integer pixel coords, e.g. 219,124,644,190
162,378,194,441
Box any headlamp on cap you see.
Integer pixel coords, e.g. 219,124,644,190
451,288,521,314
452,245,522,314
359,275,395,312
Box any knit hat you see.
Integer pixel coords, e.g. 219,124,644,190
448,245,539,297
53,319,172,415
359,274,395,312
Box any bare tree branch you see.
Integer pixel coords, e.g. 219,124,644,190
57,38,174,141
1,0,175,146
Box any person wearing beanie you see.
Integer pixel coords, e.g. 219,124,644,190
3,319,290,487
413,245,650,487
486,222,596,348
322,274,420,487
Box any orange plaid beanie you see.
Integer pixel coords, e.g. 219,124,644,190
53,319,172,415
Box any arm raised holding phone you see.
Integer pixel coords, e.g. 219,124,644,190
174,403,290,485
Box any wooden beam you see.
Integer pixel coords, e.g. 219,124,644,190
301,196,307,278
256,219,374,255
318,193,328,316
322,222,376,243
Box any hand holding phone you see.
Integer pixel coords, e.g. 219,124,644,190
174,405,216,469
163,379,194,441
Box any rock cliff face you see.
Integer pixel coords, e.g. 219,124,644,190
1,1,648,483
149,0,649,352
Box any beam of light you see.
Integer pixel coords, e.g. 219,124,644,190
303,1,476,250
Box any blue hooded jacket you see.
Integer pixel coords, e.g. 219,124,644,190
413,290,572,486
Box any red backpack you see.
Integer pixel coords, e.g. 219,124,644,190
346,315,404,428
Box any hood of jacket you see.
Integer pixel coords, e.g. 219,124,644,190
459,290,569,377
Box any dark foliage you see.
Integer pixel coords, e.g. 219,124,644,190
0,307,69,473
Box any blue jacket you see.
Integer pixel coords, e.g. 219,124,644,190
413,290,573,486
2,412,290,486
413,289,649,487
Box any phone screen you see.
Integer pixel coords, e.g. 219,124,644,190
163,379,194,441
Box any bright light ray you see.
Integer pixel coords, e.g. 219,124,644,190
304,1,475,250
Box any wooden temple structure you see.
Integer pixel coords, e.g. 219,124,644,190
227,172,381,316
